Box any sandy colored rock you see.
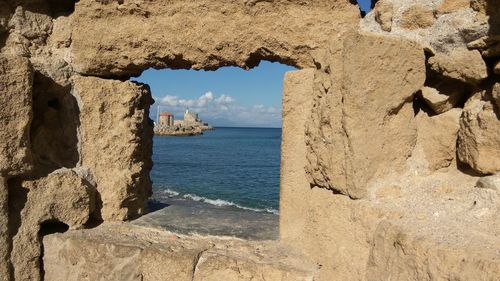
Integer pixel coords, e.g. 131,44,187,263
416,109,462,171
493,83,500,109
361,0,489,55
0,177,8,281
476,174,500,191
70,0,360,77
281,67,385,280
458,92,500,174
43,223,317,281
366,220,500,280
420,86,464,114
73,76,153,221
374,0,394,32
10,169,94,281
428,49,488,85
437,0,471,15
307,32,425,199
0,55,33,176
494,61,500,74
400,4,435,30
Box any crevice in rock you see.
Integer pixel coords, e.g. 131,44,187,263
30,72,80,177
46,0,78,18
6,178,28,281
38,220,69,281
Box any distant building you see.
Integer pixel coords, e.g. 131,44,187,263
183,109,199,125
159,112,174,126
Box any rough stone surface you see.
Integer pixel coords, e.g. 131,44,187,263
436,0,471,15
400,4,435,30
495,61,500,74
476,174,500,191
43,223,317,281
73,76,153,221
366,220,500,280
428,48,489,85
420,85,464,114
0,55,33,176
10,169,94,281
306,32,425,199
493,83,500,109
374,0,394,32
415,109,462,171
0,177,8,281
458,91,500,174
361,0,490,53
71,0,360,77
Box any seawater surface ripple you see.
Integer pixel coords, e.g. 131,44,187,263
151,127,281,214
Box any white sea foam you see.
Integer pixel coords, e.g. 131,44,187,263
182,193,278,214
161,188,180,197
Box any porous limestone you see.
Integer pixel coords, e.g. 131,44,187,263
70,0,361,77
420,85,464,114
306,32,425,199
73,76,153,221
458,91,500,174
0,0,500,280
10,169,94,281
0,177,8,281
428,48,489,85
0,55,33,176
43,223,317,281
476,174,500,191
400,4,435,30
415,109,462,171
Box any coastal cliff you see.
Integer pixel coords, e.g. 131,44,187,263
0,0,499,280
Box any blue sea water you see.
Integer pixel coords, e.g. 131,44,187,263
151,127,281,214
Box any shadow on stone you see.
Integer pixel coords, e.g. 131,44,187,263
147,200,170,213
7,178,28,280
31,73,80,177
38,220,69,280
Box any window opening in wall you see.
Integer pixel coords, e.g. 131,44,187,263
132,61,295,240
356,0,374,17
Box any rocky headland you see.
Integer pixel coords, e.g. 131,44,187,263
0,0,499,280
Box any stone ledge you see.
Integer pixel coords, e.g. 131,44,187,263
43,223,318,281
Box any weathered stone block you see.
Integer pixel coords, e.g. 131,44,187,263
400,4,435,30
73,76,153,221
70,0,360,77
43,223,317,281
0,177,9,281
458,92,500,174
428,49,488,85
0,55,33,176
366,220,500,280
416,108,462,171
307,33,425,199
421,85,464,114
10,170,94,281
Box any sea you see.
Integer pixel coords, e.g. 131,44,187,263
150,127,281,215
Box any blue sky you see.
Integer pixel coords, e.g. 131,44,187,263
357,0,371,13
133,61,296,128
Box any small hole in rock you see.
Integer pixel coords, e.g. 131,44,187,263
39,220,69,236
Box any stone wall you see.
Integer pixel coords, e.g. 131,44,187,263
0,0,499,280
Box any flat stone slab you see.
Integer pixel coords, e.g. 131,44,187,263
43,223,316,281
132,200,278,240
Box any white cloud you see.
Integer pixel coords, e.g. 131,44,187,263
154,91,281,127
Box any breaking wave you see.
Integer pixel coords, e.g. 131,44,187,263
179,193,279,215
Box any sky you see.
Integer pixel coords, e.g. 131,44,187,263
357,0,372,13
133,61,296,128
